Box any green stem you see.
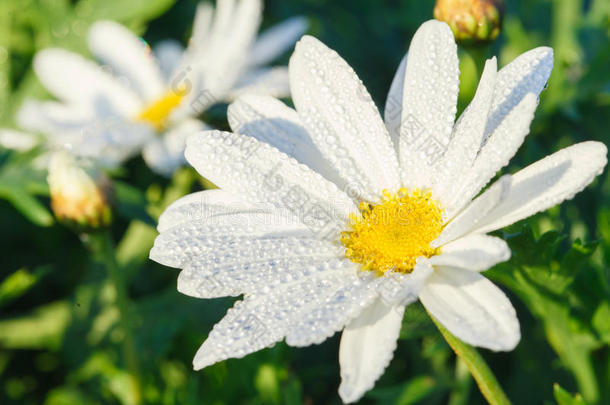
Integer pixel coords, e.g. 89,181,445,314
431,316,511,405
85,231,143,405
467,46,489,77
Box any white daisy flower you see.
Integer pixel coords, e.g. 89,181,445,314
150,20,607,403
13,0,307,175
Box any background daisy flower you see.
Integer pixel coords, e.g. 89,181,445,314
150,20,607,403
12,0,307,175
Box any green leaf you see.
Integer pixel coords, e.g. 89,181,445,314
367,376,441,405
0,183,53,226
71,352,140,405
75,0,176,23
0,266,50,308
255,364,281,404
394,376,440,405
553,383,587,405
0,1,11,124
44,387,97,405
591,301,610,344
116,221,157,277
0,301,72,349
488,226,603,403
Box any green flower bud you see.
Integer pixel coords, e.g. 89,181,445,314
47,151,113,231
434,0,505,43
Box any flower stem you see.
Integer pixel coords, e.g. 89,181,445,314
431,316,512,405
85,231,143,405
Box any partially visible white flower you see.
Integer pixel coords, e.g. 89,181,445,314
48,150,112,229
0,129,40,151
150,20,607,403
14,0,307,175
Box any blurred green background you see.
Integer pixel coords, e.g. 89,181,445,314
1,0,609,404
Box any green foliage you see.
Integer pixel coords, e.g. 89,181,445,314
0,301,72,350
488,226,608,404
0,266,49,308
0,149,53,226
553,383,587,405
0,0,609,404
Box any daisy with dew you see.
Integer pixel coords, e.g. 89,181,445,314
150,20,607,403
8,0,306,175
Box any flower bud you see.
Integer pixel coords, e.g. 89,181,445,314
47,151,113,230
434,0,505,43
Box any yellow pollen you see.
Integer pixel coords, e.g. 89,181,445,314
340,188,443,274
136,89,184,131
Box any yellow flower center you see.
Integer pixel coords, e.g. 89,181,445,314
341,188,443,274
136,89,184,131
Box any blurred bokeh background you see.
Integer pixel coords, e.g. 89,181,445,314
0,0,609,404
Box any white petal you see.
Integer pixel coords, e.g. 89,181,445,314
176,239,345,298
430,235,510,271
432,58,498,210
190,2,214,51
208,0,239,44
289,35,400,201
192,269,352,369
0,129,40,151
338,299,404,403
88,20,166,102
448,92,539,214
17,99,152,164
219,0,262,52
154,40,185,80
79,121,152,164
468,141,608,234
157,189,251,232
142,119,207,177
193,296,283,370
33,49,142,115
286,271,379,346
151,211,311,268
397,20,459,189
384,53,407,150
484,47,553,144
247,16,308,67
227,94,345,187
189,0,262,99
170,0,262,121
185,130,358,238
226,66,290,100
17,99,90,134
442,49,553,212
433,175,511,247
152,208,306,246
419,266,520,351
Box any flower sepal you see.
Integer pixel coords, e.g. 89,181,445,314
434,0,505,44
